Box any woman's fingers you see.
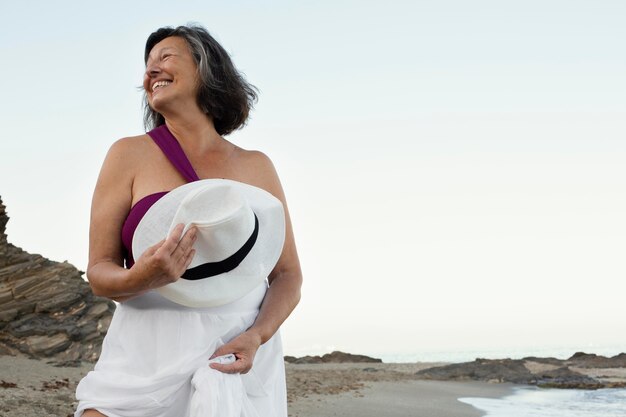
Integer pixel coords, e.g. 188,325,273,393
210,343,250,373
179,226,197,253
156,224,196,258
133,224,197,289
209,332,260,374
173,226,197,265
159,223,186,255
180,248,196,272
210,357,249,374
145,238,166,256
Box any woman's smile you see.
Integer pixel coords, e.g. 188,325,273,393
152,80,172,92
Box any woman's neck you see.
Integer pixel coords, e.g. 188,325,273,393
164,112,224,153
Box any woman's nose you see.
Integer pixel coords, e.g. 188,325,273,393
145,62,161,77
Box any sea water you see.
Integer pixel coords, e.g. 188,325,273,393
375,345,626,364
459,387,626,417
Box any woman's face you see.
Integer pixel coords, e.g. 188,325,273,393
143,36,199,113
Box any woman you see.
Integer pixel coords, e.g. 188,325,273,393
75,24,302,417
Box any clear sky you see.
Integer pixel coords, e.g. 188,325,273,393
1,0,625,360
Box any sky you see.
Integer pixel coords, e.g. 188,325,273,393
1,0,625,361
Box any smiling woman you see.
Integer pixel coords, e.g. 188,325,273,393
142,26,258,136
143,37,203,127
73,24,302,417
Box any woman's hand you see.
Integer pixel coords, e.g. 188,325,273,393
129,224,197,292
209,330,263,374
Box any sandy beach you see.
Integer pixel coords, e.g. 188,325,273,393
285,362,515,417
0,355,515,417
289,380,514,417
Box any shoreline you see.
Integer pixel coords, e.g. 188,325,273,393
0,356,516,417
5,355,623,417
289,379,516,417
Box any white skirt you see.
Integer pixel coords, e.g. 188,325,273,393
75,282,287,417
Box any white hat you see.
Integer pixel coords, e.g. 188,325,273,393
132,179,285,307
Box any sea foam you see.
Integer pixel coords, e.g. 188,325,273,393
459,386,626,417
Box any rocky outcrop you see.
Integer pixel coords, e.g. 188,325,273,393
0,196,115,364
534,366,604,389
416,354,626,389
416,358,535,384
565,352,626,368
285,351,383,364
519,356,564,366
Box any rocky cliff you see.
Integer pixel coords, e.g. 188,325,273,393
0,196,115,364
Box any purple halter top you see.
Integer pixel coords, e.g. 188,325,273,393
121,125,200,268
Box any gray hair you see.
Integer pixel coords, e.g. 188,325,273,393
143,24,258,136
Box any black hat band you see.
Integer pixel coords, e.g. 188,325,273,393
181,213,259,281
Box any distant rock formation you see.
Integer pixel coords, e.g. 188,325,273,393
285,351,383,364
0,196,115,364
565,352,626,368
416,353,626,389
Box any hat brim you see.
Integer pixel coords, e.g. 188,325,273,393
132,179,286,307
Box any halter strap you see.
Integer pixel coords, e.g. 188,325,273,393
147,124,201,182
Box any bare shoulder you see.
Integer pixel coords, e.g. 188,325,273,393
107,134,152,161
239,148,276,172
234,148,284,199
95,134,152,196
100,134,152,176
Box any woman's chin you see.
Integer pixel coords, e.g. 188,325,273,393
149,98,172,116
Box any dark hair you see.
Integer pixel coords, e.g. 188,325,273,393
143,24,258,136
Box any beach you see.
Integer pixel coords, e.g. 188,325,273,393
0,355,514,417
289,379,515,417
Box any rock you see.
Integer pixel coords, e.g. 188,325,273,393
416,358,535,384
415,357,611,389
535,366,603,389
0,196,115,362
566,352,626,368
521,356,564,366
48,359,83,368
570,352,595,360
284,351,383,364
290,355,325,364
321,351,383,364
86,302,110,318
23,333,72,356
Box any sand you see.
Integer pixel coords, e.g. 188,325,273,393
285,362,515,417
289,380,515,417
0,356,92,417
0,356,515,417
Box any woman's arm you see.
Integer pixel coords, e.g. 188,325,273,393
210,151,302,373
86,138,196,302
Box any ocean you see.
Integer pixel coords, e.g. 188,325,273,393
460,386,626,417
375,345,626,364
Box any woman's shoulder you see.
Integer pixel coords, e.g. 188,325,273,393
233,146,278,178
233,147,283,198
108,133,152,154
236,147,274,168
98,134,153,178
103,134,153,165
